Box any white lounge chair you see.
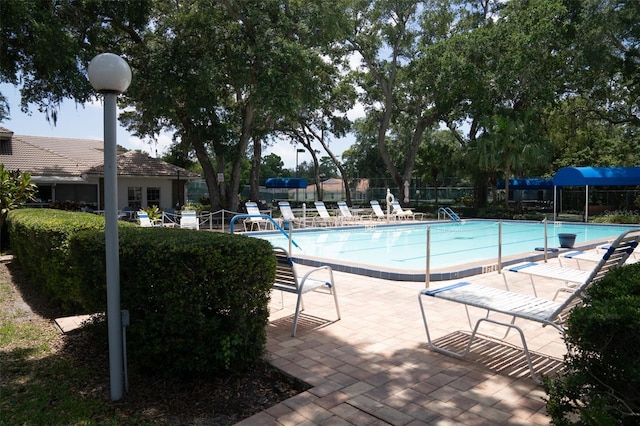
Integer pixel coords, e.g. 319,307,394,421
336,201,361,224
369,200,392,221
560,249,638,269
418,228,640,383
137,211,158,227
501,261,592,297
502,234,639,296
312,201,337,227
179,210,199,229
278,201,303,228
272,247,341,336
243,201,272,231
598,242,638,260
391,200,424,220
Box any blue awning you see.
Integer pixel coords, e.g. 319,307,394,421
552,167,640,187
496,178,554,190
265,177,308,189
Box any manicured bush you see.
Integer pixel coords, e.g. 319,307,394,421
591,214,640,224
8,208,277,377
72,227,276,377
7,208,136,313
545,263,640,425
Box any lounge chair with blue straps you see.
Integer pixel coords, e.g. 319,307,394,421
336,201,362,225
137,211,161,227
179,210,199,229
418,228,640,383
560,248,638,269
277,201,306,228
312,201,338,227
502,231,639,297
369,200,393,221
243,201,273,231
391,200,424,220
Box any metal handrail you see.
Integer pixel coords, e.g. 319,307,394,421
437,207,461,221
229,214,300,249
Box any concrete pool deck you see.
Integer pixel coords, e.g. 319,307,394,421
238,253,587,425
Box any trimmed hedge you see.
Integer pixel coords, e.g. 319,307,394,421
7,208,136,313
7,208,277,377
545,263,640,424
72,227,275,377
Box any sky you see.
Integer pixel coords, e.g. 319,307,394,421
0,83,359,170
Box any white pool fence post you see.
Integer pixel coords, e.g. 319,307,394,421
585,185,589,222
553,186,557,221
222,209,225,232
425,226,431,288
544,218,548,263
289,224,293,254
498,221,502,273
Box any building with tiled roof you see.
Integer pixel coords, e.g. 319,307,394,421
0,126,199,210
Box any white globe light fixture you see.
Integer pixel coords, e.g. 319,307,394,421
88,53,131,402
88,53,132,93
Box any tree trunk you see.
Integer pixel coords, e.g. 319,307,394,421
310,151,321,202
473,173,488,207
227,101,255,213
503,159,512,208
249,137,261,203
431,168,440,204
398,115,434,206
190,139,220,211
310,124,352,205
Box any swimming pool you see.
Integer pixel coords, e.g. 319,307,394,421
252,220,639,281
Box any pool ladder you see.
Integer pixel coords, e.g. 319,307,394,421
437,207,461,222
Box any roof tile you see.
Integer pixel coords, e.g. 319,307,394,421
0,130,198,179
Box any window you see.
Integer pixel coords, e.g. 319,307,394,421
147,187,160,207
36,185,53,203
0,139,11,155
128,187,142,210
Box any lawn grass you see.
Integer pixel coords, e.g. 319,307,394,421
0,260,304,425
0,272,141,425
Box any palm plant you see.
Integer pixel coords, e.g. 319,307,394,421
0,164,37,249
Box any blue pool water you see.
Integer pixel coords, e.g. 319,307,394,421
252,221,639,281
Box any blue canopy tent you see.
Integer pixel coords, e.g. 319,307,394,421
496,178,554,191
265,178,308,189
265,178,308,204
495,178,554,209
552,166,640,221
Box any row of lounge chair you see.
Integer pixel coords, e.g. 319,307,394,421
137,210,199,229
243,199,425,231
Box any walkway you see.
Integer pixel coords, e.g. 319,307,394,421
238,255,576,425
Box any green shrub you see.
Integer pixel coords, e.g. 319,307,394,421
512,213,546,221
591,214,640,224
72,228,275,377
8,209,277,377
7,208,135,313
143,205,161,222
545,263,640,425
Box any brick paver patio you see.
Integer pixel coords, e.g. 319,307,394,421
237,254,582,425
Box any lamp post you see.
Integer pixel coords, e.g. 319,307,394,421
295,148,304,201
88,53,132,402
